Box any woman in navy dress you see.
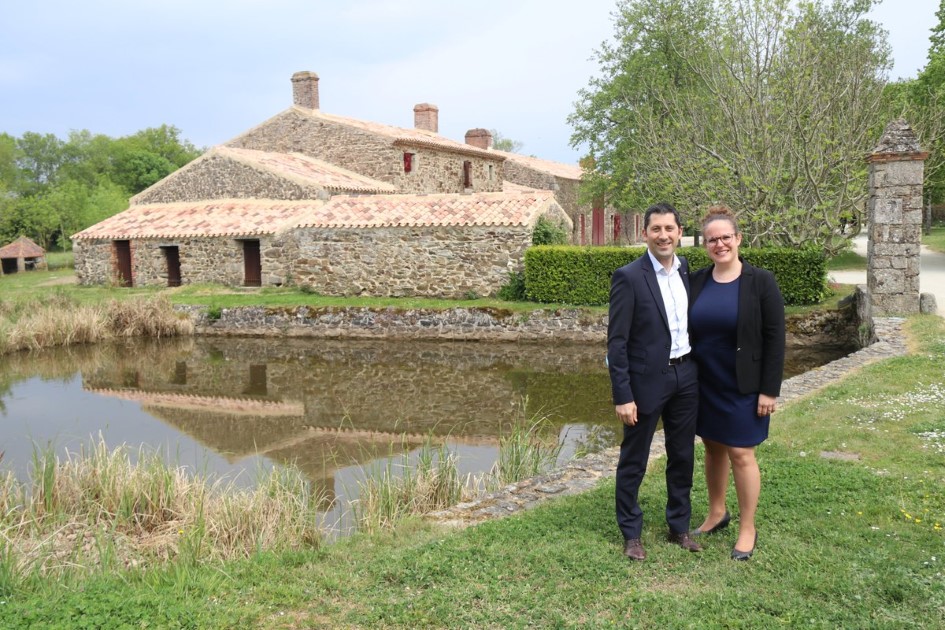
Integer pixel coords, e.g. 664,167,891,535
688,206,785,560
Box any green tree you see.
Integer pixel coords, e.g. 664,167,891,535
880,0,945,205
490,129,524,153
15,132,66,193
570,0,890,254
0,126,202,249
0,133,17,191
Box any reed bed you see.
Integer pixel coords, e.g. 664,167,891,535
0,439,326,589
353,408,565,532
0,294,193,355
489,409,563,489
354,440,465,533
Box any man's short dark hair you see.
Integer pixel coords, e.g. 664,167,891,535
643,202,682,230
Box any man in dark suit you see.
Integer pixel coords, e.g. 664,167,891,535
607,202,702,561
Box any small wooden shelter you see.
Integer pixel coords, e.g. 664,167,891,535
0,236,46,275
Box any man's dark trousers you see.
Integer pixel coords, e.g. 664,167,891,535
616,358,698,540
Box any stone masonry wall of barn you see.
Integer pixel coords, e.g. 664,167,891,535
287,224,532,298
74,236,287,287
502,162,630,245
501,162,580,243
228,109,503,194
133,155,327,204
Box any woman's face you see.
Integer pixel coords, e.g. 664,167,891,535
703,218,742,265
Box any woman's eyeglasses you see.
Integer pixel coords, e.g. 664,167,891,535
705,233,736,246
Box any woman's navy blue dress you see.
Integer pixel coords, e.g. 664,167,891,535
690,275,769,447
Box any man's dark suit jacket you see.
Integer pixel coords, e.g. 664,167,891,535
689,259,786,397
607,253,691,414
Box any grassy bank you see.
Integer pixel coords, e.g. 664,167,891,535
0,316,941,627
926,225,945,254
0,414,563,599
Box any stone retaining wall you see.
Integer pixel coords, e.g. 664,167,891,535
179,301,857,345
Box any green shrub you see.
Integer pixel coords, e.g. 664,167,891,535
531,216,569,245
498,271,526,301
523,245,827,306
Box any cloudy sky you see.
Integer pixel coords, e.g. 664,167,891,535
0,0,939,164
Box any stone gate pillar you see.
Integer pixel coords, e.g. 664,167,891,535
865,119,928,316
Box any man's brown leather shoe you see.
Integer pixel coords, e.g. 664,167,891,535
667,531,703,552
623,538,646,561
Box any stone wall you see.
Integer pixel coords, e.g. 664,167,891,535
501,161,631,245
74,236,289,287
76,220,538,294
73,240,113,285
177,304,609,341
287,224,532,298
134,153,327,204
178,303,853,348
228,108,503,194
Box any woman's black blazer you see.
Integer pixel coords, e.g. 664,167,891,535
689,259,786,397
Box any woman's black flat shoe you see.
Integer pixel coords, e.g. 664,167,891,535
692,511,731,536
731,531,758,561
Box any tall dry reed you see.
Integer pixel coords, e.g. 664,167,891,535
0,295,193,355
0,438,326,588
352,407,565,532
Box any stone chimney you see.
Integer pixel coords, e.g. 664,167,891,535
414,103,439,133
291,71,319,110
465,128,493,150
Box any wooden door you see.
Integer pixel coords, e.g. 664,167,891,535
114,240,132,287
592,207,605,246
243,240,261,287
164,246,181,287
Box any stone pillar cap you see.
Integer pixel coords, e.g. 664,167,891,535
867,118,926,162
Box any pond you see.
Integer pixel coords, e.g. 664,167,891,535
0,335,852,534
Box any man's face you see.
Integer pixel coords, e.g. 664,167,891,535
642,212,680,263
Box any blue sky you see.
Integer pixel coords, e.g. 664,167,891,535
0,0,939,164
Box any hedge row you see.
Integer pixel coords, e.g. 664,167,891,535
523,245,828,306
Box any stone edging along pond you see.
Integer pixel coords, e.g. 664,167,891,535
175,303,855,345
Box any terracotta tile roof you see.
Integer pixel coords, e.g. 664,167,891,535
72,199,328,240
299,107,505,161
85,389,305,417
502,180,541,193
0,235,45,258
296,190,557,228
73,191,557,240
215,146,397,194
491,149,584,180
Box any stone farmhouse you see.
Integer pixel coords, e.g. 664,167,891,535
73,71,624,297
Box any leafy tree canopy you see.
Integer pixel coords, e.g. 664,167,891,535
0,126,202,250
490,129,524,153
879,0,945,205
570,0,891,254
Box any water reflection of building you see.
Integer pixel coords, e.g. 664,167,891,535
82,337,617,497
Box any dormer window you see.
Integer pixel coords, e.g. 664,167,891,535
403,152,414,173
463,160,472,188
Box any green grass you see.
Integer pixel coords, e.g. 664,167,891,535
1,317,942,628
924,225,945,254
826,248,867,270
0,269,600,314
44,251,74,271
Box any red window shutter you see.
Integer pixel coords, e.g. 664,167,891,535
403,152,412,173
463,161,472,188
